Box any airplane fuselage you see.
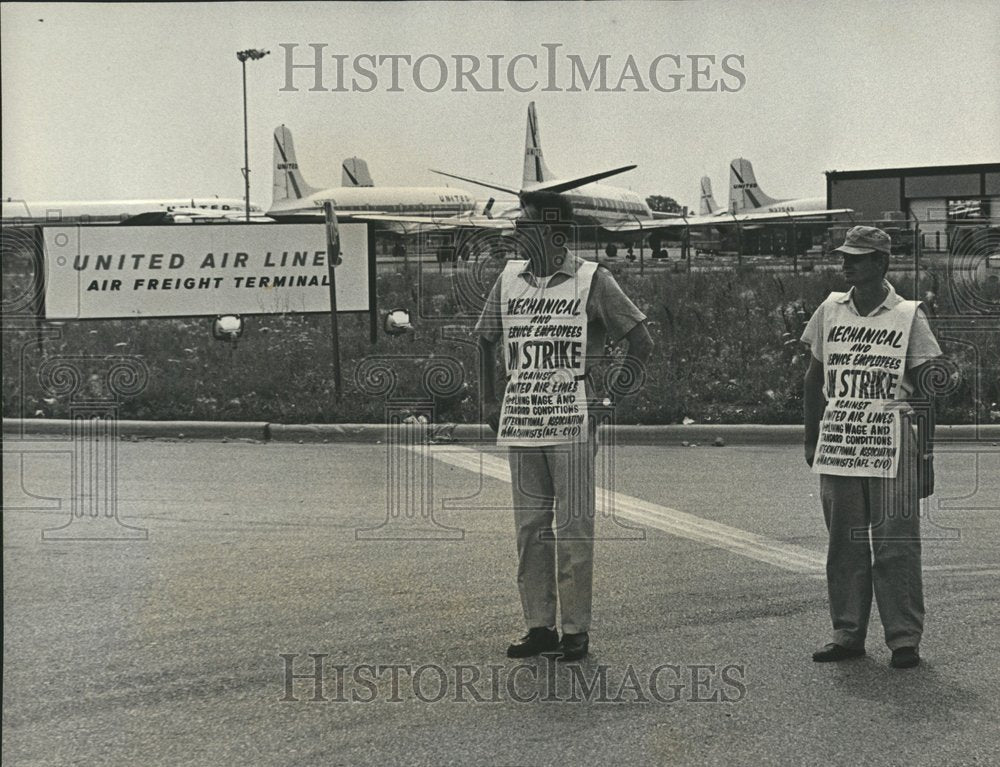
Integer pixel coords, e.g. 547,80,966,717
715,195,830,216
556,183,653,227
1,197,260,224
267,187,476,220
746,195,827,215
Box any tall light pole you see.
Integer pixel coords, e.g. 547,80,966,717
236,48,269,221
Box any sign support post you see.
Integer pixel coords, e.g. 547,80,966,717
367,226,378,344
324,201,343,402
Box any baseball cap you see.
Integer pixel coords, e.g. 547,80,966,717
833,225,891,255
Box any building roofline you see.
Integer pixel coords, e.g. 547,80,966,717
826,162,1000,180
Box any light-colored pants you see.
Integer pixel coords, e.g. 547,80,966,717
819,428,925,651
508,439,597,635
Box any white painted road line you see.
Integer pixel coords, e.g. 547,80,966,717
923,564,1000,577
417,444,827,575
422,446,999,579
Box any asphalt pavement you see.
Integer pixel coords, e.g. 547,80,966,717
3,437,999,766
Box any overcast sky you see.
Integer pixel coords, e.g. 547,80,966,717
3,0,998,210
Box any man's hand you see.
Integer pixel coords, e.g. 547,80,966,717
619,322,653,395
910,360,940,501
805,440,817,468
478,335,501,433
919,455,935,499
803,356,824,468
484,399,501,434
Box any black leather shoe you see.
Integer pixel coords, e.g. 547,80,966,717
557,632,589,661
812,643,865,662
506,627,559,658
890,647,920,669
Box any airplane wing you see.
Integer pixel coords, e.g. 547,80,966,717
171,207,273,221
523,165,637,195
429,170,521,196
603,208,853,233
430,164,637,197
120,209,274,225
268,208,398,222
353,212,517,231
734,207,853,222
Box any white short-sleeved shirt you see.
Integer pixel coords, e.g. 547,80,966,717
475,253,647,361
800,281,943,394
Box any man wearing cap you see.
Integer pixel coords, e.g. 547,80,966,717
476,196,652,661
801,225,943,669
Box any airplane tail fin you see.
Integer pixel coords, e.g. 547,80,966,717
272,125,318,205
522,101,555,187
729,158,780,212
342,157,374,187
699,176,720,215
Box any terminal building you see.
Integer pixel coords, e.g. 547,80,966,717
826,162,1000,253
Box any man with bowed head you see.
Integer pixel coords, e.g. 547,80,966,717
476,194,652,661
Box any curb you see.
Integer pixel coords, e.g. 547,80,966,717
606,425,801,445
3,419,270,441
4,418,998,445
266,423,491,443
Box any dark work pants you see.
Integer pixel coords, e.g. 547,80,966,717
819,428,925,650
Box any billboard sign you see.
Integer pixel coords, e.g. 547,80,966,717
41,222,370,319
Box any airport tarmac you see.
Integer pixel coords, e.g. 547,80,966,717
4,438,999,766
